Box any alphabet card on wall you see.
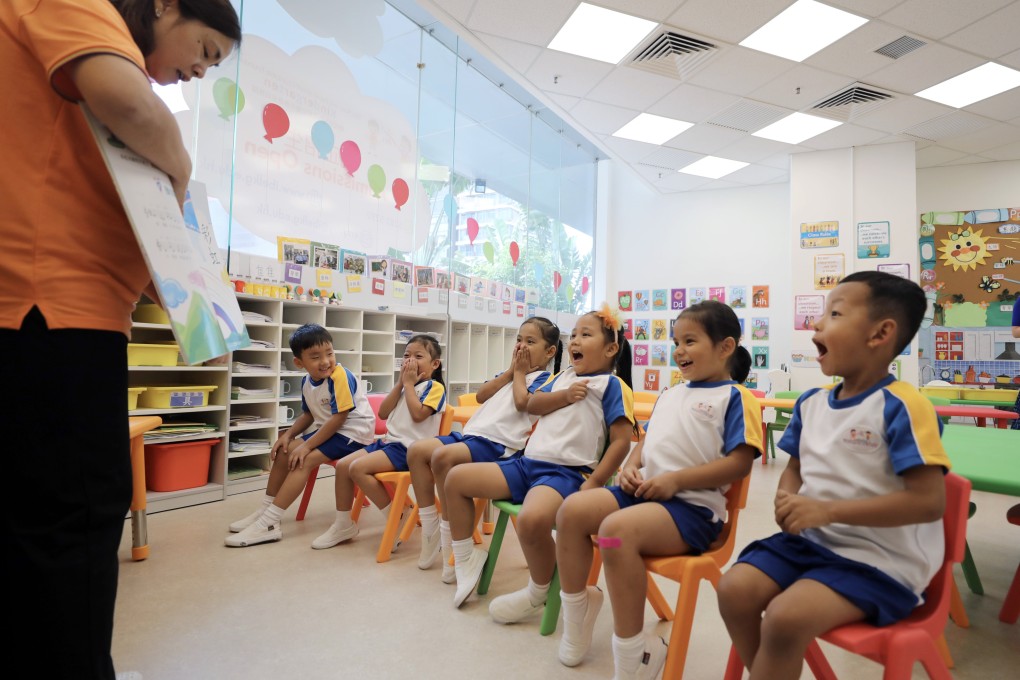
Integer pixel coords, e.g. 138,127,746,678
634,319,650,341
618,290,633,311
690,287,707,304
752,285,770,308
633,344,649,366
634,290,650,311
752,346,770,369
652,319,668,340
651,345,669,366
671,288,686,310
729,286,747,308
709,287,726,303
652,289,667,311
644,370,660,391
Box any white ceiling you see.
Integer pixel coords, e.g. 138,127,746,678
418,0,1020,193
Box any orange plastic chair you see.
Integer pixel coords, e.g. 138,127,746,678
1000,503,1020,624
351,406,455,563
588,473,751,679
457,392,479,407
633,391,659,403
295,394,387,521
723,473,971,680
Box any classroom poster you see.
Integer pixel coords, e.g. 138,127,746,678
752,346,769,369
752,286,770,308
651,319,668,340
633,344,649,366
369,256,390,279
670,370,684,387
634,290,650,311
85,108,249,364
794,295,825,330
644,370,660,392
670,288,686,310
709,287,726,303
728,286,747,308
651,345,669,366
623,318,633,340
652,289,668,311
633,319,650,341
800,220,839,248
618,290,633,311
857,221,890,258
877,263,910,279
751,317,769,341
814,254,844,289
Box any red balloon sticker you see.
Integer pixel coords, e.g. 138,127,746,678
340,140,361,176
392,178,409,210
509,241,520,266
262,103,290,143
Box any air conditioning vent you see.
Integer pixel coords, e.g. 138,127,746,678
875,36,926,59
629,31,718,80
810,83,894,122
900,112,993,142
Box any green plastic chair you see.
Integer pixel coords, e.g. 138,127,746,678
765,391,801,460
925,395,951,425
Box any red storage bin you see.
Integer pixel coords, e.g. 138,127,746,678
144,438,219,492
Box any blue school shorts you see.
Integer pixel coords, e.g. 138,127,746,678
437,432,517,462
606,486,723,553
302,431,366,461
735,532,920,626
497,457,588,503
364,439,409,470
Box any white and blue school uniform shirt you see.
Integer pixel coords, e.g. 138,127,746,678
301,365,375,445
642,381,763,522
382,379,447,446
525,367,635,469
464,369,551,456
779,375,951,600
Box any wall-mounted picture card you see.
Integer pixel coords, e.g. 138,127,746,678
728,286,747,308
644,369,660,392
487,280,499,298
794,294,824,330
618,290,633,311
752,285,770,308
391,260,412,285
651,344,669,366
744,372,758,389
709,287,726,304
339,248,365,274
501,284,513,302
670,370,684,387
800,220,839,248
652,289,667,311
857,221,890,258
469,276,486,296
877,263,910,279
434,269,451,290
633,319,650,341
689,287,707,305
814,253,844,289
414,265,435,288
752,346,769,369
514,287,526,303
278,236,311,266
739,318,745,337
751,317,769,341
652,319,668,340
454,273,470,294
525,287,539,305
634,290,650,311
671,288,686,310
623,318,633,340
313,245,338,269
369,256,390,280
632,344,649,366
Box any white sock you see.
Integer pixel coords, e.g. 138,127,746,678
612,632,645,674
334,510,352,527
452,537,474,565
260,494,275,509
419,505,439,535
256,503,284,529
527,578,550,606
439,519,452,551
560,589,588,624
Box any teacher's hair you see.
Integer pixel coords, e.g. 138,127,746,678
111,0,242,56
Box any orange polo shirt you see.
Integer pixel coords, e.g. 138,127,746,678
0,0,152,336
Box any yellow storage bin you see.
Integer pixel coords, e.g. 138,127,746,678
137,385,217,409
127,387,146,410
960,388,1017,404
132,304,170,325
920,386,961,401
128,343,180,367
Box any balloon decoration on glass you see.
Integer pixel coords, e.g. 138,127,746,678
466,217,479,245
509,241,520,266
444,194,457,224
553,271,563,292
392,178,409,210
367,164,386,198
311,120,334,160
483,241,495,264
534,262,544,282
581,276,590,296
262,103,289,143
339,140,361,176
212,77,244,120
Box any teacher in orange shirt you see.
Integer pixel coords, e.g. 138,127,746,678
0,2,240,678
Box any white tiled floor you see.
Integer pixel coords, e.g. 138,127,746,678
113,456,1019,679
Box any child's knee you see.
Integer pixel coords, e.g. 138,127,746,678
407,440,433,465
554,493,585,530
431,446,458,476
717,567,766,616
517,507,556,540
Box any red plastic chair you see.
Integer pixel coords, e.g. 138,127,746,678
723,473,971,680
295,393,387,521
1000,503,1020,624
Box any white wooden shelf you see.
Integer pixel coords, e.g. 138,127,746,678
132,322,171,330
129,405,226,416
229,422,276,432
228,448,272,459
229,398,277,405
129,366,228,372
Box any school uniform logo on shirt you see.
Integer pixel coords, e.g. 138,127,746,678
691,402,716,421
841,427,881,451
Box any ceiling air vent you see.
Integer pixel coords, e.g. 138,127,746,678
875,36,926,59
810,82,894,122
900,112,993,142
629,31,718,80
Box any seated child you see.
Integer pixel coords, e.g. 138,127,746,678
555,300,761,679
718,271,950,680
225,324,375,547
443,306,636,617
407,317,562,582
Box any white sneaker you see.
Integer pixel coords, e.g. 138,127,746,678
453,549,487,608
614,635,667,680
489,586,546,624
116,673,143,680
311,521,358,549
559,586,604,666
228,506,265,533
441,548,456,585
418,526,441,569
224,521,282,547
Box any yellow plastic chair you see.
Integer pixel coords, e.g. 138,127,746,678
633,391,659,403
457,392,479,407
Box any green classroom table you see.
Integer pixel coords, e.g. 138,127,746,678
941,425,1020,496
948,398,1018,408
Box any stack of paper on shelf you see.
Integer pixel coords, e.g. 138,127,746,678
142,420,219,442
231,385,274,400
241,310,272,324
248,338,276,349
229,414,271,426
232,361,272,373
229,438,271,453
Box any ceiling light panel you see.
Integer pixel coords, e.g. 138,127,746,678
915,62,1020,108
752,112,843,144
679,156,749,178
612,113,694,145
739,0,868,62
548,2,658,64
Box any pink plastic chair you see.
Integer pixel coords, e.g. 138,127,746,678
1001,503,1020,624
724,473,971,680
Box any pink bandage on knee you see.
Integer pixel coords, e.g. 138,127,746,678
597,536,622,549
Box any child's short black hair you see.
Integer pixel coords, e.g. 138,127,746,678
839,271,926,355
289,324,334,358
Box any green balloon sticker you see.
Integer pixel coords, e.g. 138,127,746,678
367,164,386,198
213,78,245,120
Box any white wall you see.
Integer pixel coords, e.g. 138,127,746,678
918,161,1020,211
603,160,792,391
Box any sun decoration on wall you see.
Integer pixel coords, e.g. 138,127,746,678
938,227,990,271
